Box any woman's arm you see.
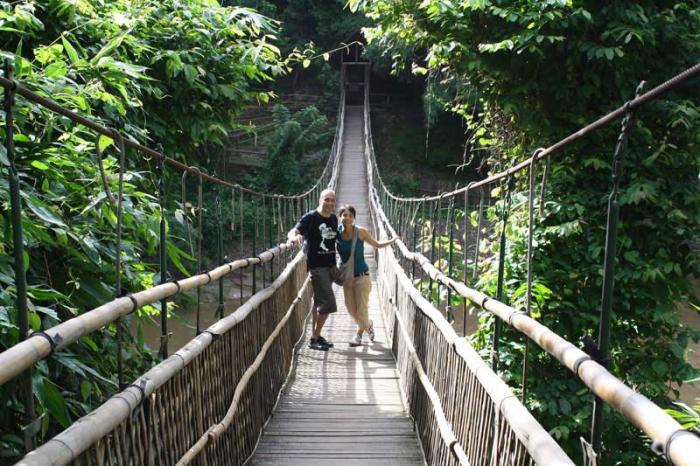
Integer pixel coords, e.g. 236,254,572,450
359,228,398,249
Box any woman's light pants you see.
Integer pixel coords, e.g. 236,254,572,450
342,275,372,333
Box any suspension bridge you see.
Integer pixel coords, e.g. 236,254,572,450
1,60,700,465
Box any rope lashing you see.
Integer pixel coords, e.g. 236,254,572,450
660,429,700,462
126,379,148,409
29,331,62,356
581,335,610,368
572,354,593,377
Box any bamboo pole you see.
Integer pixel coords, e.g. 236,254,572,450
0,243,298,387
15,253,306,466
385,246,574,465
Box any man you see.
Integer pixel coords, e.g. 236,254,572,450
288,188,338,351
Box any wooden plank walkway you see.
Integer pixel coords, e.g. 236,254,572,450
250,106,425,465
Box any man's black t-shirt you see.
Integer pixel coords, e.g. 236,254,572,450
295,210,338,269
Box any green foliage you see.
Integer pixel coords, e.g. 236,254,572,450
667,401,700,432
0,0,286,459
235,0,368,51
264,104,332,193
352,0,700,462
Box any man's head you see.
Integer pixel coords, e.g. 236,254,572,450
317,188,336,216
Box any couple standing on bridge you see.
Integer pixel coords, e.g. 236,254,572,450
287,188,398,351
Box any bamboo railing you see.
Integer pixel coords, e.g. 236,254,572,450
361,71,575,466
17,253,311,466
5,67,347,465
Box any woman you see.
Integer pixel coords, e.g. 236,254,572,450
337,204,398,346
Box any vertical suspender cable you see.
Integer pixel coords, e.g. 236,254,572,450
194,168,203,334
252,197,258,295
462,186,471,336
216,194,224,320
473,187,485,280
492,176,514,371
591,82,645,456
447,194,455,323
158,156,169,359
113,129,127,389
239,189,244,302
4,60,36,451
522,149,543,401
260,197,266,289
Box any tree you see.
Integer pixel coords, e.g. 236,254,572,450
265,104,332,193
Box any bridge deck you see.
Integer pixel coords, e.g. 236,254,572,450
250,107,425,465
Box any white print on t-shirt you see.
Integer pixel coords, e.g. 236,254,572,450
318,223,337,252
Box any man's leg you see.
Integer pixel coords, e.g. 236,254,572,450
313,312,329,338
309,267,337,349
312,307,319,335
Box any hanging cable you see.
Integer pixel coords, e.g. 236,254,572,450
522,148,544,401
112,128,127,389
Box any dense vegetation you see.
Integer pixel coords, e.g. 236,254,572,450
263,104,333,193
0,0,289,459
2,0,699,464
350,0,700,463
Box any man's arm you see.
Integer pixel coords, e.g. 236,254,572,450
288,212,308,245
287,227,302,245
